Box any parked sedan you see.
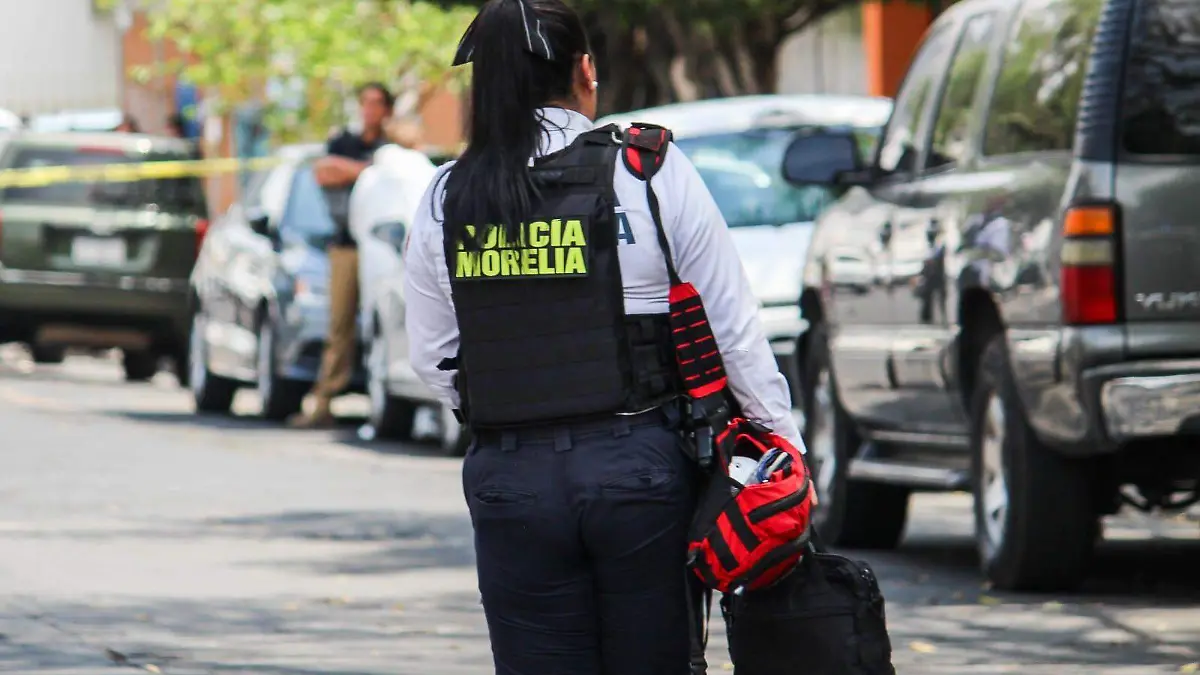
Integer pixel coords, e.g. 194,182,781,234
187,143,366,420
0,108,20,131
350,145,469,452
597,94,892,416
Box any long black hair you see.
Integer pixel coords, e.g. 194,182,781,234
441,0,591,247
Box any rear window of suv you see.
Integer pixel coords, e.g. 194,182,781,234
1122,0,1200,156
0,145,206,215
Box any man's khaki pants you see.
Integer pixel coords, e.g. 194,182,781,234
310,245,359,417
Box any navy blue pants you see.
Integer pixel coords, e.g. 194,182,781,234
463,408,701,675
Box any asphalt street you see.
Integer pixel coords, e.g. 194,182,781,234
1,348,1199,674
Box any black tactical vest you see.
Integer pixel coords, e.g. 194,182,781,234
442,126,681,429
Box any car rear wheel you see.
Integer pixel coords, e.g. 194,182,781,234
189,310,237,414
803,322,910,549
971,336,1097,591
366,328,415,440
30,344,66,364
122,349,159,382
257,319,306,422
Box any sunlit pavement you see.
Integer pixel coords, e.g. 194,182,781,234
0,348,1198,674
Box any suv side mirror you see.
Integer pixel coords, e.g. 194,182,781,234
782,130,869,187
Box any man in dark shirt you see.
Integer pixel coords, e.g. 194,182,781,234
290,82,394,428
167,112,204,159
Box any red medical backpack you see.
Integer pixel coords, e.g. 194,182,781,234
621,124,814,595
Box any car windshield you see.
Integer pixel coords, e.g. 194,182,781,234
675,126,880,228
0,146,205,215
282,166,338,243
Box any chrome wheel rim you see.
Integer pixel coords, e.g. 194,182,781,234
257,323,273,404
189,313,207,395
980,393,1009,552
809,367,838,500
367,334,388,424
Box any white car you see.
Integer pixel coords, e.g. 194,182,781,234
597,94,892,419
350,144,472,452
0,108,21,131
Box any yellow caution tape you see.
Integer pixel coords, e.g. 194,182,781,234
0,156,285,189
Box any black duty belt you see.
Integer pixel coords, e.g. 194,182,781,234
473,405,680,445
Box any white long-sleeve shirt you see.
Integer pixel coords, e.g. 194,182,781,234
404,107,803,450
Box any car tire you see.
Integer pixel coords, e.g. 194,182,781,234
802,322,910,549
122,349,159,382
438,402,472,458
189,310,237,414
172,344,190,388
256,318,307,422
30,344,66,364
366,328,415,440
971,335,1097,592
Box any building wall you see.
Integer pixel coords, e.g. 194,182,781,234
419,88,465,150
122,10,190,136
777,6,869,96
0,0,123,115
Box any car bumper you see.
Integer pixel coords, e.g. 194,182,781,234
1093,361,1200,442
0,269,190,347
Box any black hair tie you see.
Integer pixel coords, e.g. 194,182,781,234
452,0,555,66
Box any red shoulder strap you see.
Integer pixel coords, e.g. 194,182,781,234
621,123,673,182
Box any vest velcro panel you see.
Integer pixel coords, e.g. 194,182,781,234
445,134,633,428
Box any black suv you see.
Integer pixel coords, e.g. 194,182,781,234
782,0,1200,591
0,132,208,381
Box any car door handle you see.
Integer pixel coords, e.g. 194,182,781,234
879,221,893,247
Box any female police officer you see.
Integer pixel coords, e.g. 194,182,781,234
404,0,804,672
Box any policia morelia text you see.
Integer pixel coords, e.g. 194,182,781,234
454,218,590,279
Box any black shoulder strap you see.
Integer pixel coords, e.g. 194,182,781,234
620,123,681,286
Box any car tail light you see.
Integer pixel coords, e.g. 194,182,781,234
1061,203,1119,325
195,218,210,256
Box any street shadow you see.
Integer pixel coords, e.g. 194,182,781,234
0,361,180,390
335,433,460,459
0,633,123,675
106,410,459,460
112,409,284,432
850,536,1200,606
0,592,494,675
0,509,477,577
203,509,477,574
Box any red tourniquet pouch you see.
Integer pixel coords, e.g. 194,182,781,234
622,124,814,594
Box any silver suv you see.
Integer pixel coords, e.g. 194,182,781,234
782,0,1200,591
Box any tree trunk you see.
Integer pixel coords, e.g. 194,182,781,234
584,0,868,113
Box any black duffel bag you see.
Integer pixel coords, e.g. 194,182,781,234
721,533,895,675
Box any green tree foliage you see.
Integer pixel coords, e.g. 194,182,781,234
100,0,950,138
101,0,476,141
